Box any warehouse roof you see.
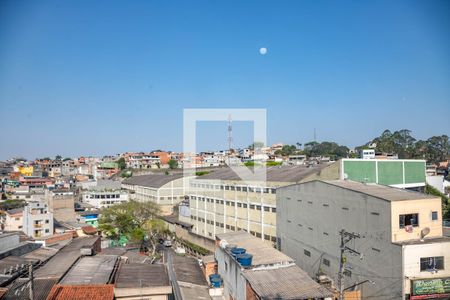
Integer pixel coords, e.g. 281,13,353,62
243,265,333,299
194,164,331,183
324,180,436,201
122,173,185,188
115,263,170,288
216,231,293,266
60,255,118,285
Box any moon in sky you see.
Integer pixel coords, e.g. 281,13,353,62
259,47,268,55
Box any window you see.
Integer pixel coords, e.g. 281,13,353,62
45,229,49,233
237,203,242,208
256,205,261,211
399,213,419,228
323,258,330,267
45,220,49,224
371,212,380,216
420,256,444,271
270,236,277,242
264,206,270,212
432,211,438,221
243,203,247,208
264,234,270,241
304,249,311,257
250,204,255,209
271,207,276,213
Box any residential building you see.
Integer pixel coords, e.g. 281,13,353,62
276,180,450,299
22,201,54,238
95,162,119,179
46,189,76,222
82,190,129,208
2,208,24,231
122,173,191,215
215,231,333,300
183,164,336,242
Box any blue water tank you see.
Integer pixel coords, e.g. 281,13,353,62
211,276,222,288
231,247,246,256
209,274,220,281
236,253,253,267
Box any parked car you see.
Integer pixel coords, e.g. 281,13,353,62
163,240,172,247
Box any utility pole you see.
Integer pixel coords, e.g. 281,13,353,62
337,230,362,300
28,264,34,300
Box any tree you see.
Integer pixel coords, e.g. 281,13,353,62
98,200,160,241
55,155,62,161
116,157,126,170
143,219,170,255
359,130,450,163
168,159,178,169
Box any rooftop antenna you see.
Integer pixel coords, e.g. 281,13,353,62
228,114,233,152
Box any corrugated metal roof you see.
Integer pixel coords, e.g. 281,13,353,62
324,180,436,201
46,284,114,300
243,265,333,299
122,173,185,188
2,278,58,300
21,247,58,262
173,255,208,286
216,231,293,266
59,255,118,285
115,263,170,288
34,236,100,279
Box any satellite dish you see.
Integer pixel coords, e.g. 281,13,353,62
420,227,430,241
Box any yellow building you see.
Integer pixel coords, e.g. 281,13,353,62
18,166,33,176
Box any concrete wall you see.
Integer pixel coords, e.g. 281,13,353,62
277,181,403,299
164,220,215,252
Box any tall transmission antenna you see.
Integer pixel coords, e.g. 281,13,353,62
228,114,233,151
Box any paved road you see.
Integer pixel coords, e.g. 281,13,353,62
164,248,183,300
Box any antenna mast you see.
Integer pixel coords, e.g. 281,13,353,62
228,114,233,151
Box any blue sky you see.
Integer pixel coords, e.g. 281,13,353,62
0,0,449,159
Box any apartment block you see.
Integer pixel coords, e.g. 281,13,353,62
23,201,54,238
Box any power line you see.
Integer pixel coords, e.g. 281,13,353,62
337,230,363,300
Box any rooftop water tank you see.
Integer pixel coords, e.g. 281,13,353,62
211,276,222,288
231,247,246,256
209,274,220,281
236,253,253,267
